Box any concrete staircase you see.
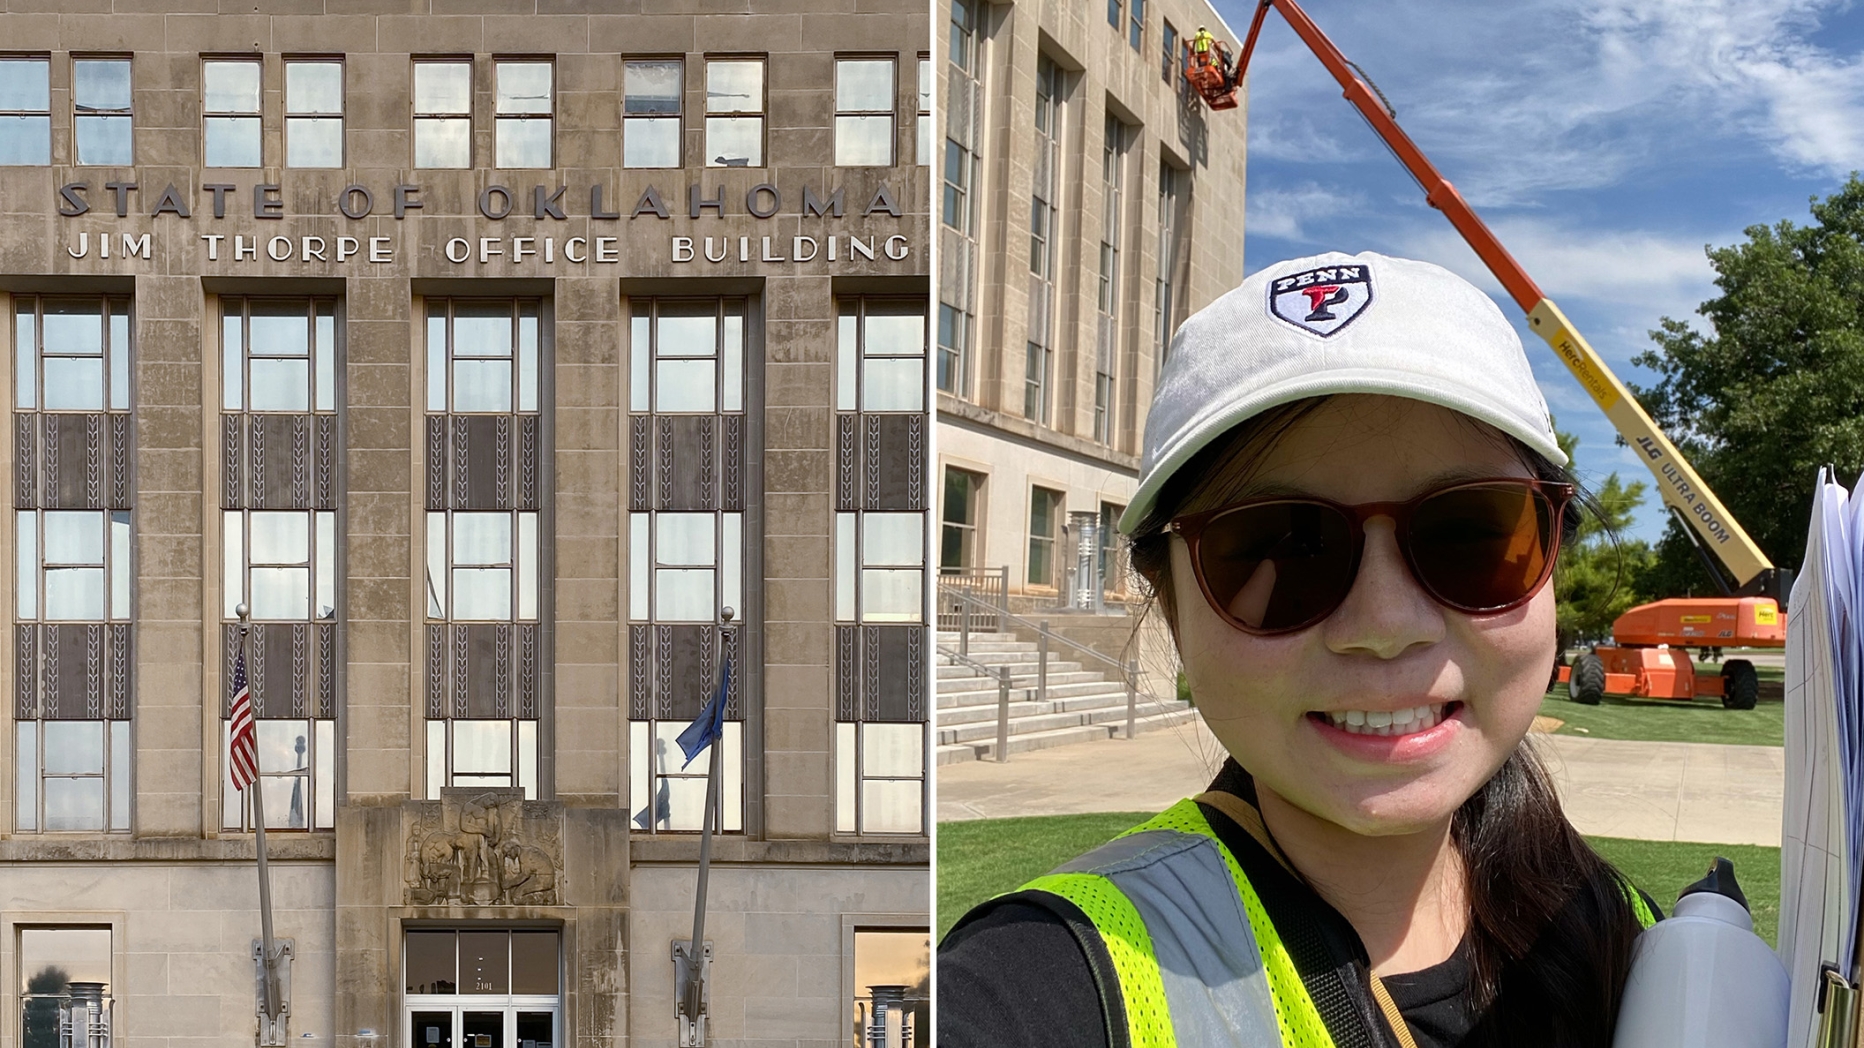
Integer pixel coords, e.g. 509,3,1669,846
935,630,1197,765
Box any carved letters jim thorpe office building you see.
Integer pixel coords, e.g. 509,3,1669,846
0,4,931,1048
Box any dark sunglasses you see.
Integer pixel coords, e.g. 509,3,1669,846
1169,478,1574,635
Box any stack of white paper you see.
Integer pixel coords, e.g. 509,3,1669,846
1782,470,1863,1048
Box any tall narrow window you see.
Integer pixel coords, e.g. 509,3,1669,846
1108,0,1122,31
941,140,970,231
20,927,113,1048
1026,55,1062,427
705,58,764,167
949,0,977,75
219,299,339,832
414,60,472,169
935,302,967,396
1100,502,1129,596
917,58,932,165
940,467,984,570
203,58,262,167
623,59,682,169
835,57,895,167
1129,0,1145,50
13,297,133,833
941,0,985,411
834,299,929,837
73,58,132,166
629,300,749,833
425,300,546,799
0,57,51,166
1162,21,1179,82
494,61,552,169
1027,486,1063,587
1156,162,1183,374
1095,115,1128,445
285,59,343,168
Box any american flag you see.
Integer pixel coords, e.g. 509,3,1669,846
229,646,259,792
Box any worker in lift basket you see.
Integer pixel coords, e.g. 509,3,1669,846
1192,24,1215,66
937,252,1666,1048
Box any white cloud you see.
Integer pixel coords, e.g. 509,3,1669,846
1246,181,1366,240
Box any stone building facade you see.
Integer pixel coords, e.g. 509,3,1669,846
0,4,930,1048
935,0,1246,608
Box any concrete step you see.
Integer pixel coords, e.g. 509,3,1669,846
937,687,1155,725
935,707,1201,765
937,677,1120,707
936,657,1084,679
936,700,1192,745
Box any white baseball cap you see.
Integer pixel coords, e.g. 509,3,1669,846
1120,250,1563,534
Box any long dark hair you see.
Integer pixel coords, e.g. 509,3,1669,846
1128,396,1644,1045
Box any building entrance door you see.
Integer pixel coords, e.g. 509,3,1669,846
405,1006,557,1048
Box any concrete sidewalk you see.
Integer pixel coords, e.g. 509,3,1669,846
936,720,1785,847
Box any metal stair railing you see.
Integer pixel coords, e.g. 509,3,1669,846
937,643,1015,763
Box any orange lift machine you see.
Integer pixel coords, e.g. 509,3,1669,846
1193,0,1790,709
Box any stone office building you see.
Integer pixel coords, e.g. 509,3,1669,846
935,0,1245,607
0,5,931,1048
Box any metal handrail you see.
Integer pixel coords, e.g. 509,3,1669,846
937,643,1016,763
935,643,1000,678
941,586,1134,681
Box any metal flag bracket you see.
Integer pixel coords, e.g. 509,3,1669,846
250,937,294,1047
672,939,713,1048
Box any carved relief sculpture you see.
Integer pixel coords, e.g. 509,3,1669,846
404,788,562,906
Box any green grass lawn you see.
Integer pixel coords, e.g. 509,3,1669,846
1538,654,1784,747
939,814,1783,947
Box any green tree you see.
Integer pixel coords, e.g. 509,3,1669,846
1630,176,1864,593
1552,426,1655,650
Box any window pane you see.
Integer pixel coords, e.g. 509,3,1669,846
110,511,129,619
453,514,512,565
452,568,511,619
315,307,335,410
865,310,926,354
705,116,762,167
721,308,743,410
223,314,244,409
863,513,923,566
43,720,105,774
722,513,742,615
109,720,130,830
861,357,924,412
0,59,49,111
250,512,310,564
835,114,893,166
837,60,894,111
654,568,714,621
837,314,857,411
16,309,35,409
225,510,244,618
205,116,262,166
629,515,650,620
656,513,715,566
315,719,335,828
496,63,552,114
204,61,261,112
44,304,103,354
511,931,559,994
919,59,932,110
16,722,35,831
258,718,311,773
415,63,471,114
16,511,35,619
250,566,310,619
109,312,129,409
286,62,343,114
453,359,513,411
496,117,552,167
426,513,446,618
249,357,310,411
625,117,680,168
452,304,512,355
0,115,50,165
836,722,856,832
835,513,856,621
262,774,308,830
45,775,106,830
657,312,716,356
453,721,512,773
655,359,715,412
72,58,131,111
316,512,336,620
44,565,103,616
287,118,343,167
517,310,538,411
405,930,458,994
75,116,133,165
517,512,538,621
863,722,924,777
626,61,682,113
426,316,447,410
861,568,922,622
415,118,471,168
42,356,102,410
19,928,112,991
861,779,923,833
44,511,105,564
630,315,650,411
706,61,762,113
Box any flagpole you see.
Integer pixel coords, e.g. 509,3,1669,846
682,606,733,1032
240,604,282,1023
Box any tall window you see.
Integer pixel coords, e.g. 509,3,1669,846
14,297,133,834
1026,56,1062,427
851,929,930,1048
0,57,50,166
1161,21,1178,82
494,61,552,169
285,59,343,168
1155,161,1183,372
219,299,339,832
404,930,560,1048
1129,0,1145,50
623,59,682,169
935,302,967,396
940,467,984,570
414,60,472,169
73,58,132,166
425,300,546,800
203,58,262,167
20,927,113,1048
941,140,970,231
917,58,932,165
1107,0,1122,31
836,57,896,167
1027,486,1063,587
835,299,929,837
704,58,764,167
949,0,977,75
1095,115,1128,445
1100,501,1128,596
629,300,748,834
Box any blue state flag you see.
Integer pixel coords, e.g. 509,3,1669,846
676,661,731,769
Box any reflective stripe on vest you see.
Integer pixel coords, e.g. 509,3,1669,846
1023,800,1337,1048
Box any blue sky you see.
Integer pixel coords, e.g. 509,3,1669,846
1213,0,1864,544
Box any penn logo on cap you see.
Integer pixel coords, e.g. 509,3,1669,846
1268,264,1373,338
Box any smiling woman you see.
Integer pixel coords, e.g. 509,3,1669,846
938,252,1658,1048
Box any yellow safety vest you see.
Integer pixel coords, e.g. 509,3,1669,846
1011,798,1658,1048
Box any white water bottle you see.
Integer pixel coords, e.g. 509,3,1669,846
1612,858,1789,1048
